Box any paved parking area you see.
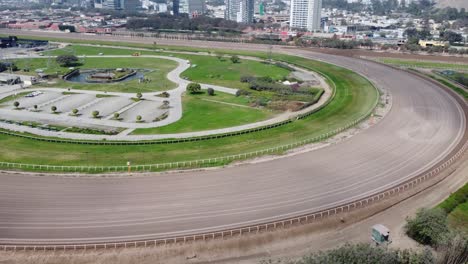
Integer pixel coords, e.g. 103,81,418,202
80,97,133,118
4,91,62,110
39,93,97,113
119,100,165,122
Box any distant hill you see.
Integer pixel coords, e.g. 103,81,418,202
435,0,468,9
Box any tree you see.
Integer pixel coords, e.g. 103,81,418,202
92,110,100,118
33,104,38,111
56,55,79,67
405,208,449,246
440,31,463,44
230,55,240,63
207,87,215,96
13,101,19,109
136,115,142,122
136,92,143,100
51,106,57,113
113,112,120,119
72,108,79,116
186,82,201,94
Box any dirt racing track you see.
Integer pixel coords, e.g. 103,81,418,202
0,38,466,249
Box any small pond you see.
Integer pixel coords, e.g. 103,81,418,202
65,69,149,83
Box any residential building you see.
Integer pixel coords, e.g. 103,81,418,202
289,0,322,31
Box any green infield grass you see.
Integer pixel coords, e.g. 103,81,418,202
46,45,291,89
0,51,378,169
14,57,178,93
132,92,272,134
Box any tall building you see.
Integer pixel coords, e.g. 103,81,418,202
173,0,180,15
225,0,254,23
289,0,322,31
179,0,205,15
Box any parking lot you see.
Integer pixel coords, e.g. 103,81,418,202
0,89,169,125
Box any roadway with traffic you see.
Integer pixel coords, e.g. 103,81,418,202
0,31,466,246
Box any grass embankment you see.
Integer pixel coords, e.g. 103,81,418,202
438,183,468,233
0,53,378,168
376,58,468,70
0,92,30,105
376,59,468,100
132,92,272,134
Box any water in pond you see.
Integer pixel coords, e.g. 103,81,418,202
66,69,148,83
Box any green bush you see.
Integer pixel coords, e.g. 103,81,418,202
405,208,449,246
56,54,79,67
186,82,201,94
230,55,240,63
207,87,215,96
276,243,434,264
439,183,468,214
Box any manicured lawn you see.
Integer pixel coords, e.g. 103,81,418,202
14,57,178,93
179,55,290,89
47,45,291,89
46,45,151,56
377,58,468,70
0,53,378,168
132,92,270,134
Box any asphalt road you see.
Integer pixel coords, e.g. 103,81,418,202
0,32,466,245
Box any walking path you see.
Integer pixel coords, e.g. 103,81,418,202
0,53,332,141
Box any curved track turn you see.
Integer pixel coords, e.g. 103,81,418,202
0,48,465,245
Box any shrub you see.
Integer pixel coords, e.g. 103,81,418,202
51,106,57,113
92,110,99,118
136,92,143,99
187,82,201,94
136,115,142,121
405,208,449,246
72,108,79,115
13,101,19,108
113,112,120,119
235,89,251,97
288,243,434,264
56,55,79,67
240,75,255,83
275,62,295,71
230,55,240,63
207,87,215,96
256,76,274,83
436,235,468,264
33,105,38,110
